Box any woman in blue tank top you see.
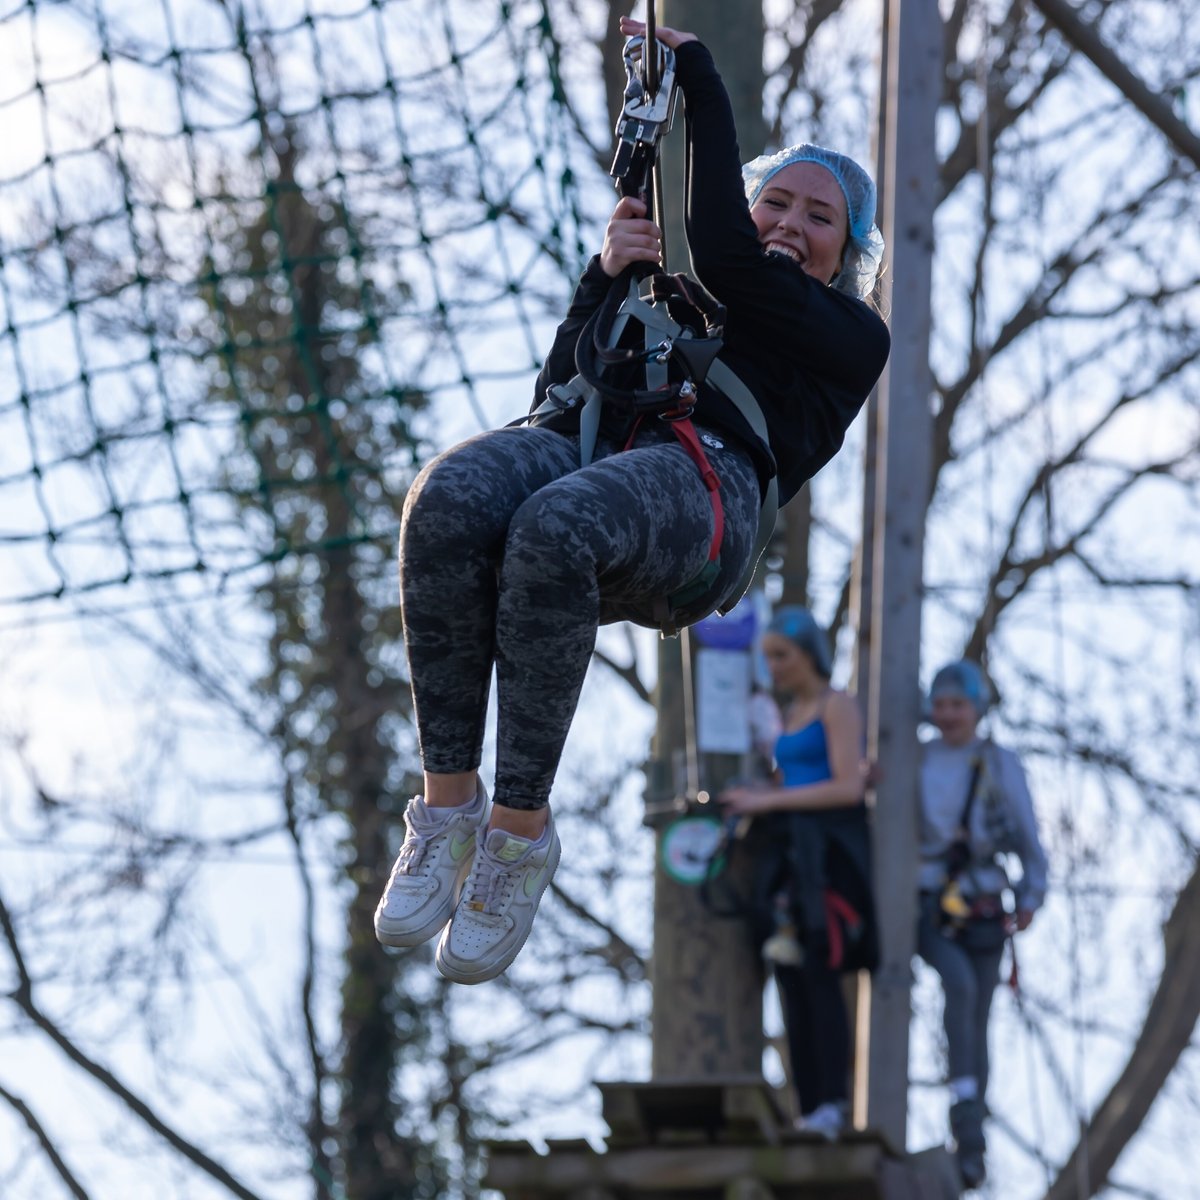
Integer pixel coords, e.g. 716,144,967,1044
721,606,877,1138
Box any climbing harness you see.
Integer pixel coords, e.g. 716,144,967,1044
934,744,1016,956
525,30,779,636
697,810,878,974
528,266,779,635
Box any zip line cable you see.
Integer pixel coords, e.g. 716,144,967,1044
962,10,1059,1179
639,1,700,801
644,1,669,270
1044,307,1094,1200
974,22,1052,1170
1026,92,1093,1193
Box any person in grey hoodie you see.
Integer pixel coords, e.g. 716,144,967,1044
917,660,1048,1189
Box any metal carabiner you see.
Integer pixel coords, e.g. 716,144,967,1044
609,35,678,200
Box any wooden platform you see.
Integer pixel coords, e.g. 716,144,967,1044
484,1078,960,1200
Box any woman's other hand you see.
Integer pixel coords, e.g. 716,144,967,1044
719,783,774,816
600,195,663,277
618,15,698,49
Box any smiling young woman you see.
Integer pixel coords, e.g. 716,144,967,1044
750,162,849,283
373,18,890,987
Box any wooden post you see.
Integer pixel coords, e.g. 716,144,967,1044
646,0,767,1082
848,0,893,1130
862,0,941,1148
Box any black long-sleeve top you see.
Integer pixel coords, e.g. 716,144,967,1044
531,41,891,506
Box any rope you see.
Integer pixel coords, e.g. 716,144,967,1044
1044,307,1093,1200
645,1,668,267
1026,83,1092,1197
970,10,1056,1177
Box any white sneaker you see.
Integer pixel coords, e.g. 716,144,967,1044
795,1101,846,1140
435,813,561,985
763,924,805,966
374,783,489,948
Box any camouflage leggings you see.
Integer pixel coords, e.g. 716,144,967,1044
399,422,761,810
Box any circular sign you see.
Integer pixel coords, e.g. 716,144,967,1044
660,814,726,886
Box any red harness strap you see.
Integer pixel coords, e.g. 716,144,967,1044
824,890,863,971
623,413,724,564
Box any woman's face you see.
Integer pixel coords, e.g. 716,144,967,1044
750,161,849,286
931,693,980,746
760,632,819,693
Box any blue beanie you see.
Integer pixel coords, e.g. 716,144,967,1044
927,660,992,716
765,606,833,678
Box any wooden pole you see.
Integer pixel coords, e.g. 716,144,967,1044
862,0,941,1147
647,0,767,1082
849,0,892,1130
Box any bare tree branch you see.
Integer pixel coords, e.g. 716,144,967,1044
964,450,1195,660
0,889,267,1200
763,0,842,151
940,12,1068,199
549,879,648,981
592,644,652,705
1028,0,1200,167
934,165,1182,491
280,772,336,1198
0,1083,92,1200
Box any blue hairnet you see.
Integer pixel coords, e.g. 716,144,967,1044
742,144,885,300
766,606,833,679
927,660,993,716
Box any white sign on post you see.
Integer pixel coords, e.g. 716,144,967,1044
695,647,752,754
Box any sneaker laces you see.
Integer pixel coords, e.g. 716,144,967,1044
392,802,447,879
461,836,524,916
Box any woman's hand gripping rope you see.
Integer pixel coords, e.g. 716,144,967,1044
600,196,664,278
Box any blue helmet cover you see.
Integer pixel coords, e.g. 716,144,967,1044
765,605,833,679
927,660,993,716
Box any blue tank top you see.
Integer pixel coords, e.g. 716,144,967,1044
775,718,832,788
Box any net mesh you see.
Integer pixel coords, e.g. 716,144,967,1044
0,0,594,612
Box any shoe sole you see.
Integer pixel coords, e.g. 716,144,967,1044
374,903,455,948
435,834,561,985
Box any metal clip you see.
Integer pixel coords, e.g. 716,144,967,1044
545,383,579,410
656,381,697,423
609,36,678,199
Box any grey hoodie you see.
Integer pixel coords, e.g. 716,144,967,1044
918,736,1049,912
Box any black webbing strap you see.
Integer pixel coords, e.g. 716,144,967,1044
525,269,780,634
